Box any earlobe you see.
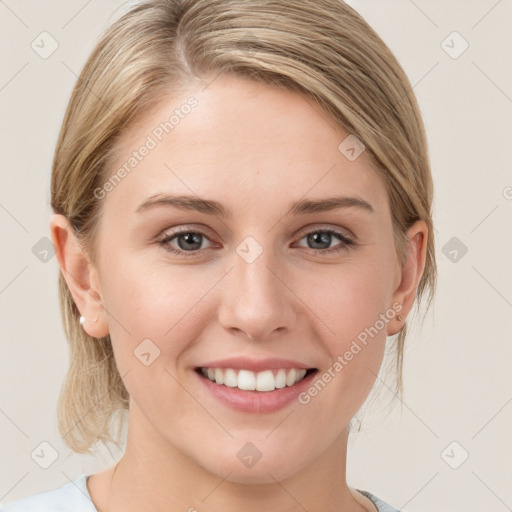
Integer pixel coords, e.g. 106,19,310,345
387,220,428,336
49,214,109,338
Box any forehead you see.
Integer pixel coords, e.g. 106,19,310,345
102,73,388,216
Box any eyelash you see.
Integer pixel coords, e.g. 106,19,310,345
158,228,355,257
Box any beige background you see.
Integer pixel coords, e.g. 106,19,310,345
1,1,511,510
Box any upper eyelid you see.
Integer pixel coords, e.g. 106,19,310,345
298,225,354,239
159,226,215,243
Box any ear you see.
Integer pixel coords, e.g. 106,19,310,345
49,214,109,338
387,219,428,336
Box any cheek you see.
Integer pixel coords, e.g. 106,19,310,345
99,258,208,422
102,250,187,326
100,254,214,369
306,250,396,404
314,252,396,345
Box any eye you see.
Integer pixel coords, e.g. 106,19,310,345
294,228,355,254
158,229,214,256
158,227,355,257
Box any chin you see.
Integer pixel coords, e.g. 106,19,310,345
196,445,309,485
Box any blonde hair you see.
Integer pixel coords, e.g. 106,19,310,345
51,0,436,454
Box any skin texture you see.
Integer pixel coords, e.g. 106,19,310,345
51,73,427,512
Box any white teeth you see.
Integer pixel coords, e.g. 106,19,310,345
286,369,297,386
238,370,256,390
200,367,309,392
223,368,238,388
275,369,287,389
214,368,224,385
256,370,275,392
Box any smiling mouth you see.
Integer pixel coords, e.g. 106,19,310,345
195,367,318,392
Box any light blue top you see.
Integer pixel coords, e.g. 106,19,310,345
0,475,402,511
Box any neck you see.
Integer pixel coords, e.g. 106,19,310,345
100,402,372,512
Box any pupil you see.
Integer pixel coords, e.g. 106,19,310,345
179,232,202,250
309,232,331,249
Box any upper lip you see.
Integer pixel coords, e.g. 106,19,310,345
197,357,316,372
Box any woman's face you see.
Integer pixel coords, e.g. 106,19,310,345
75,74,422,483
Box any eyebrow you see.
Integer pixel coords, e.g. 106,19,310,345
135,193,374,217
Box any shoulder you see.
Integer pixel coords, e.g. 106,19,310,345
357,489,403,512
0,475,97,512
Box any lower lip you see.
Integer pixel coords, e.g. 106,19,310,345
194,369,317,413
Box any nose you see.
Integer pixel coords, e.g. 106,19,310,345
217,243,297,342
